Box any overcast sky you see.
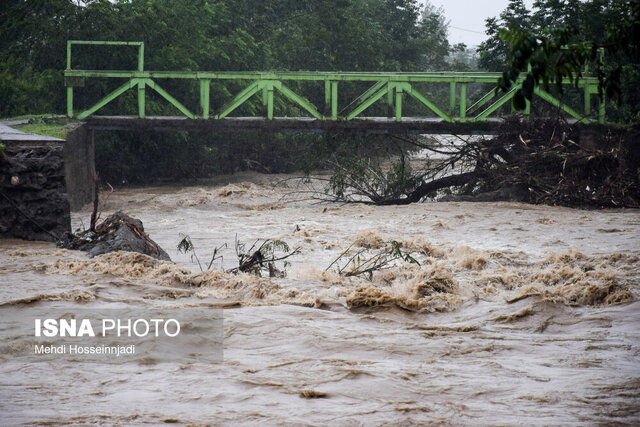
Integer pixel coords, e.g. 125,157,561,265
425,0,535,47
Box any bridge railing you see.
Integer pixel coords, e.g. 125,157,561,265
64,41,604,124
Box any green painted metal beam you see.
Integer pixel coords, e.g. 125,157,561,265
395,85,403,122
404,85,452,122
534,87,590,124
277,82,324,120
324,80,331,114
346,85,388,120
144,79,196,119
473,86,519,122
267,86,274,120
67,87,73,117
200,79,210,119
387,84,394,118
459,83,467,123
137,80,145,118
353,81,387,107
217,81,261,119
331,81,338,120
64,40,606,124
466,88,497,115
449,82,456,114
64,68,601,88
68,40,144,46
77,79,139,119
66,42,71,70
138,43,144,72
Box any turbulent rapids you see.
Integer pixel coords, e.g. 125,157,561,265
1,172,639,424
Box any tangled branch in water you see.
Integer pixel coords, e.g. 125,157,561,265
327,240,419,280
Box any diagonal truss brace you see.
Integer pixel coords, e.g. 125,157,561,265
401,83,452,122
276,82,324,120
217,81,262,119
534,87,591,124
346,84,389,120
473,86,519,122
77,79,140,120
76,78,198,120
144,79,196,119
346,82,452,122
216,80,325,120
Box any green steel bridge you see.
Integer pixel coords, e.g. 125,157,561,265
65,41,605,133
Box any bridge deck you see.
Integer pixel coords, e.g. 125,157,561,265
85,116,592,135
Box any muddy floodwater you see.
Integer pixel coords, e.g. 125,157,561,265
1,172,639,424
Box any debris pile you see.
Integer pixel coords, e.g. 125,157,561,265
319,118,640,208
480,118,640,207
59,211,170,261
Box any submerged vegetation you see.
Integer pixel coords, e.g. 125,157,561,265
177,233,298,278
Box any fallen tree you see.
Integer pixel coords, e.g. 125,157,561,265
303,117,639,208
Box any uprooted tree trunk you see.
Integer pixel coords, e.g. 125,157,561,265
306,117,639,208
374,172,479,205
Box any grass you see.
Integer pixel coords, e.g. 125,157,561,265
9,116,79,140
0,113,61,121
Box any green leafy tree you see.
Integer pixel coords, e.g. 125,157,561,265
477,0,532,71
0,0,457,116
478,0,639,123
415,2,454,71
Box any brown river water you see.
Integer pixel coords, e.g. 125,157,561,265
1,171,639,425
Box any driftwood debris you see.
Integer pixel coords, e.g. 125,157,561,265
60,210,171,261
231,237,299,277
327,240,419,280
306,118,639,208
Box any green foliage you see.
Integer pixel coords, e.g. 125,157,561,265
0,0,459,117
255,239,291,258
177,233,226,272
328,154,422,203
14,117,78,139
478,0,639,123
234,237,298,277
477,0,532,71
0,57,61,117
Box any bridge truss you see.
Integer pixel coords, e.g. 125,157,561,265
64,41,605,125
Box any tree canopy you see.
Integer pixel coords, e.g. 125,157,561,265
0,0,465,117
478,0,639,122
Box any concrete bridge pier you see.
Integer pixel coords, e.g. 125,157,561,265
63,125,95,210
